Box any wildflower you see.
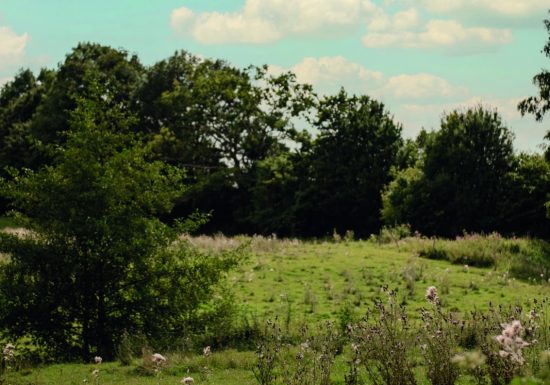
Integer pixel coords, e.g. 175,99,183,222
152,353,167,363
3,343,15,361
181,376,194,384
495,320,529,365
203,346,211,357
92,369,100,377
94,356,102,364
463,264,469,271
425,286,439,305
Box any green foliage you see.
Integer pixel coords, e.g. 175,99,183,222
518,11,550,124
294,89,403,237
0,71,241,360
500,154,550,237
374,224,413,245
31,43,144,147
382,106,517,237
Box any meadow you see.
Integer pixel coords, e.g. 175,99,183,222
2,226,550,385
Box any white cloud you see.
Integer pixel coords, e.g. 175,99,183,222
368,8,420,32
170,0,375,44
170,7,194,34
270,56,464,100
382,73,466,99
289,56,383,90
363,19,512,52
0,26,29,67
192,12,281,44
421,0,548,19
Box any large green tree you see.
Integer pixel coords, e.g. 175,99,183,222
382,106,516,236
137,52,314,233
294,89,403,237
31,43,144,147
0,71,240,360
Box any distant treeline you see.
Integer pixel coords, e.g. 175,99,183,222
0,43,549,238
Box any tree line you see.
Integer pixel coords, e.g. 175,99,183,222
0,34,549,239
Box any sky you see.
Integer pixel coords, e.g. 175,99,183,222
0,0,548,152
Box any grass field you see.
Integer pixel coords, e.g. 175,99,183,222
4,234,550,384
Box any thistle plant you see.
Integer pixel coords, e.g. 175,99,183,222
253,319,282,385
352,287,417,385
468,304,532,385
344,339,362,385
419,286,462,385
1,343,15,382
92,355,102,385
199,346,213,383
151,353,167,385
280,321,340,385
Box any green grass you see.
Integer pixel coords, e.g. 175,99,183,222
231,238,550,321
5,235,550,384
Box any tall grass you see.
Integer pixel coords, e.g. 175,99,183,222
380,232,550,281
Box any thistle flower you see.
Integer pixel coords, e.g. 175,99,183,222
152,353,167,363
181,376,194,384
94,356,102,364
425,286,439,304
3,343,15,361
495,320,529,365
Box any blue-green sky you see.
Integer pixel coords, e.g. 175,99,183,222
0,0,548,151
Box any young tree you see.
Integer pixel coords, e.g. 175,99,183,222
0,71,240,360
